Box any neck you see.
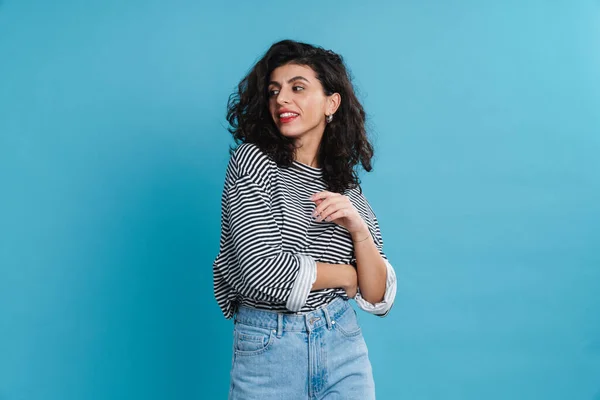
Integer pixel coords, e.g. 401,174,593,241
293,129,323,168
295,153,319,168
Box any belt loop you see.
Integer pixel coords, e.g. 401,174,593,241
323,306,333,330
304,313,312,332
277,313,283,338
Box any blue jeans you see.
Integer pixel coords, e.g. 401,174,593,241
228,297,376,399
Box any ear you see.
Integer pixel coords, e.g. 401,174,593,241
326,93,341,115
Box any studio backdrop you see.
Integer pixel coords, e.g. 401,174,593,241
1,1,599,399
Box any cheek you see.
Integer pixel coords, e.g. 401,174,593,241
301,96,326,118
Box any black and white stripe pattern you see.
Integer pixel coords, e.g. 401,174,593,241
212,142,397,319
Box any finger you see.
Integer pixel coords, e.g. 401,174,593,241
314,198,344,220
322,207,349,222
318,194,351,214
310,191,333,201
313,194,342,217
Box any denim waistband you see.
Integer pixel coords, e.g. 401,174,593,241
234,296,352,333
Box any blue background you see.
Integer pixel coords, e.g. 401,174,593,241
1,1,599,399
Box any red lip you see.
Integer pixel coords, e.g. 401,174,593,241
280,115,298,123
277,108,300,124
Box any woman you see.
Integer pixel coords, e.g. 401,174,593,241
212,39,397,399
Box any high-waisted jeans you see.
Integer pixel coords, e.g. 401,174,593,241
228,296,376,399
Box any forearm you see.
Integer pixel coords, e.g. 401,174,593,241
311,262,355,291
351,225,387,304
231,253,316,311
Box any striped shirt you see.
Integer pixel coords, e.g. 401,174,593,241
212,142,397,320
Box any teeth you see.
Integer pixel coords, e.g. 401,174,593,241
280,112,298,118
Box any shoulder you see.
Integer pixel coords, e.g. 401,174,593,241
231,143,274,171
227,142,278,189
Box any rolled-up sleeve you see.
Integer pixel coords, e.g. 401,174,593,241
354,258,396,317
225,173,317,312
286,254,318,311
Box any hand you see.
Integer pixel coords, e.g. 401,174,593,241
309,191,368,235
345,283,358,299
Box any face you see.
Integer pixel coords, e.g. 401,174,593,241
267,63,340,139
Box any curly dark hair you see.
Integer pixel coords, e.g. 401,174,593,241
226,39,375,194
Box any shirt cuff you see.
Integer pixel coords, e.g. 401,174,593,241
285,254,317,312
354,258,397,317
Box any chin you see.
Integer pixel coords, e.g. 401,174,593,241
278,126,305,138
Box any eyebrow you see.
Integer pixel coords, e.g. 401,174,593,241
268,76,310,87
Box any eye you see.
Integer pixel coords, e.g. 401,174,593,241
293,86,305,92
268,89,279,97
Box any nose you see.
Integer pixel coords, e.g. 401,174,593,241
275,87,291,105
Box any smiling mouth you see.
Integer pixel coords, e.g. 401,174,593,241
279,112,299,123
